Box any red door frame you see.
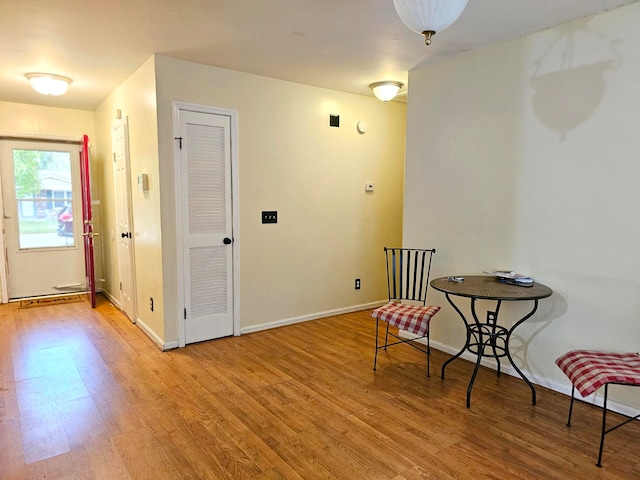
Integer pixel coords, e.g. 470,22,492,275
80,135,96,307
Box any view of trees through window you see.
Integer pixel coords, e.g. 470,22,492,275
13,149,75,248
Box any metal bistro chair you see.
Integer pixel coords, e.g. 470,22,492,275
372,247,441,376
556,349,640,467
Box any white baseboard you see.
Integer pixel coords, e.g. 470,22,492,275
163,339,180,351
240,300,386,335
101,289,121,310
403,332,640,418
102,290,177,351
134,316,171,350
130,315,178,352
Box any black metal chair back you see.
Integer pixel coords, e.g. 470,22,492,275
384,247,436,305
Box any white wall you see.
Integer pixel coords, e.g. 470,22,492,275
94,57,164,341
404,3,640,410
154,56,406,343
0,102,94,139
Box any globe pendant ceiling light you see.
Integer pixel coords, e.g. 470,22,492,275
393,0,469,45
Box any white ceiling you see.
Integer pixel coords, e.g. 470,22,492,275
1,0,637,111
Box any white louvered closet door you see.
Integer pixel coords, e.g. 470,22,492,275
180,111,234,343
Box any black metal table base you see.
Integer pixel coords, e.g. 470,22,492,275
440,293,540,408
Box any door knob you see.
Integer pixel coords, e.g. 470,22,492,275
223,237,232,245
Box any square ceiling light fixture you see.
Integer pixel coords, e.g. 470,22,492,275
25,73,72,96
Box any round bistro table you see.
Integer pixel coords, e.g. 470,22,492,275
430,275,553,408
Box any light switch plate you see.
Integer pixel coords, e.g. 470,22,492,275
262,211,278,224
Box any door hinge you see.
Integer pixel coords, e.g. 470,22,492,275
174,137,183,149
113,152,116,163
184,308,187,320
119,281,122,291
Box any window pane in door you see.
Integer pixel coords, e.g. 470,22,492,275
12,149,75,248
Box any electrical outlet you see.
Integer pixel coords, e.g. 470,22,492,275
150,297,154,312
355,278,361,290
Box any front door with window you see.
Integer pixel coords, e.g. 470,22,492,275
0,140,85,299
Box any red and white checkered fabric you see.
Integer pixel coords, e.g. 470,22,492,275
371,302,441,337
555,350,640,397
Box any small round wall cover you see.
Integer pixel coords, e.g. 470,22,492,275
356,120,368,134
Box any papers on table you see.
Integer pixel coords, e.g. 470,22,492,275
483,270,534,287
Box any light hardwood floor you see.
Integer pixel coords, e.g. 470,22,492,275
0,295,638,479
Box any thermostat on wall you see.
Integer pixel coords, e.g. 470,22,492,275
357,120,368,134
138,173,149,192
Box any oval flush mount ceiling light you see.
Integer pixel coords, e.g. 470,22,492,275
25,73,72,96
393,0,469,45
369,81,404,102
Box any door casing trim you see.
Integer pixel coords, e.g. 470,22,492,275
0,133,86,303
0,139,84,300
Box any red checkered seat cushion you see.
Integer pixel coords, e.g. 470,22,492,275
555,350,640,397
372,302,441,337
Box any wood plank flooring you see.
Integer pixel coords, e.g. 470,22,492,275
0,295,638,479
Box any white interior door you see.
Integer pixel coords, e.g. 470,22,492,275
113,119,137,322
178,109,234,344
0,140,85,299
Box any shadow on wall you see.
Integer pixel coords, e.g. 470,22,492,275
509,291,568,374
530,17,622,139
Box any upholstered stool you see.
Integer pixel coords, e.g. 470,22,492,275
555,349,640,467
